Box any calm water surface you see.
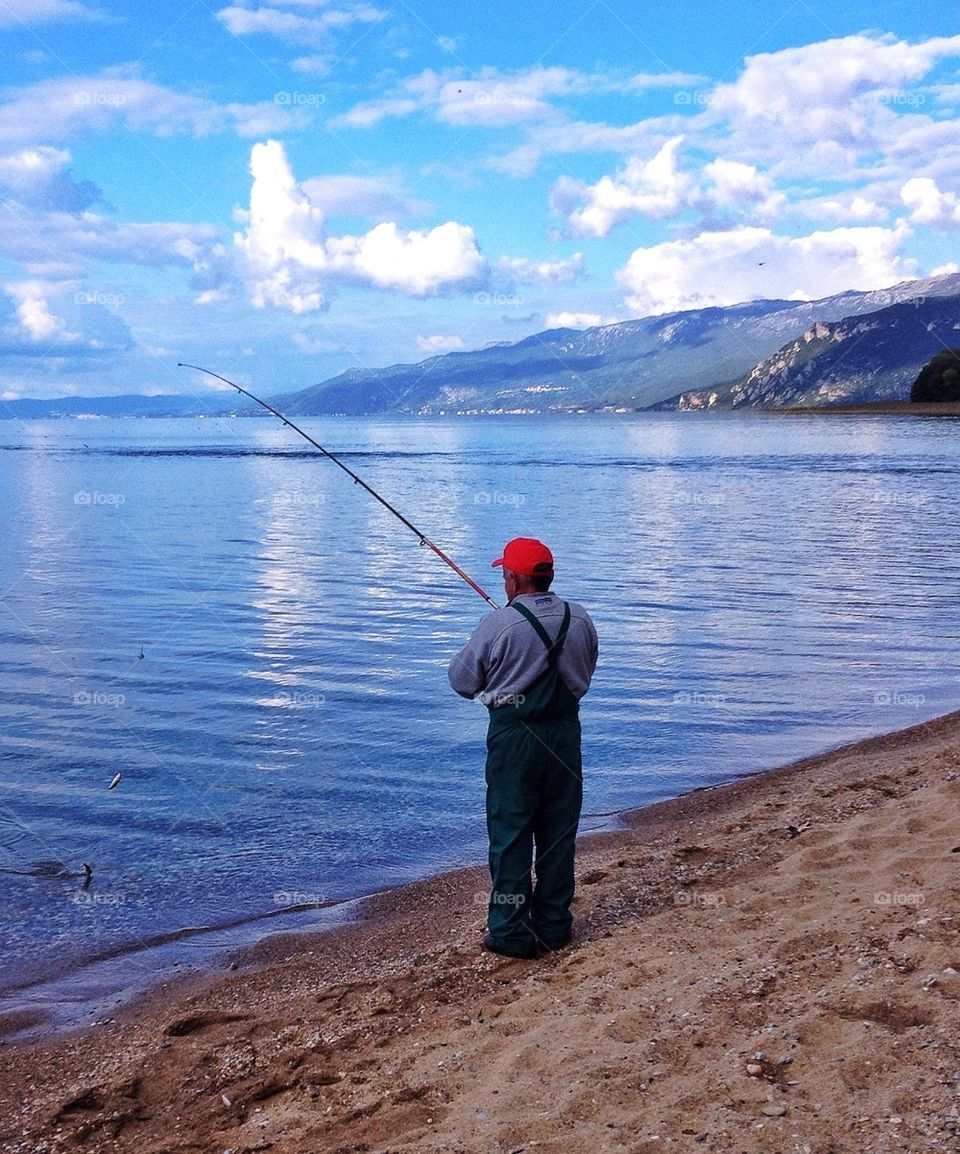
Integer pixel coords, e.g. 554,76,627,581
1,412,958,1018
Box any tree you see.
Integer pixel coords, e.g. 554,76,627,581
911,349,960,402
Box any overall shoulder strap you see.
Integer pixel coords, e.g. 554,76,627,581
512,601,572,666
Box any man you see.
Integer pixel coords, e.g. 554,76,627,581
448,537,598,959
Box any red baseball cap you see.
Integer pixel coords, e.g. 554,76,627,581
492,537,554,578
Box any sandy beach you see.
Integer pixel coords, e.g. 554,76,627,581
2,710,959,1154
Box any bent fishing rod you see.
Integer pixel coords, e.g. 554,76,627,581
178,363,499,609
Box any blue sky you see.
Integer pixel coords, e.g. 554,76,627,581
1,0,960,398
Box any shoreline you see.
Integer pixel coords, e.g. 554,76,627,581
3,707,960,1152
778,400,960,415
0,735,884,1043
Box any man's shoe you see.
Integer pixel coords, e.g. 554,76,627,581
482,932,536,960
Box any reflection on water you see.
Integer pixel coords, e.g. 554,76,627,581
0,412,959,994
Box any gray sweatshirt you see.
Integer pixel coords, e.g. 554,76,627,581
448,591,598,708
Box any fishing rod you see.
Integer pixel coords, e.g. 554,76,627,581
178,363,500,609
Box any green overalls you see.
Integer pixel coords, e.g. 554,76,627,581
484,601,583,955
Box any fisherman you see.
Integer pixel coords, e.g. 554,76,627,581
448,537,598,959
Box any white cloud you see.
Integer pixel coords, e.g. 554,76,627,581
701,158,785,218
706,33,960,168
337,66,705,135
334,66,574,129
552,137,690,237
0,0,103,27
300,174,428,220
0,197,222,279
711,34,955,129
0,146,100,212
432,67,575,127
551,142,796,237
327,220,485,294
0,279,132,354
617,225,913,316
0,149,224,295
900,177,960,227
336,66,597,130
0,149,221,291
498,253,584,286
290,55,331,75
803,194,889,224
332,65,701,181
0,75,302,145
490,119,669,179
228,99,312,137
216,2,385,47
234,140,486,310
7,281,66,341
336,96,419,129
623,71,708,93
0,145,68,184
329,32,960,217
416,333,463,354
234,139,329,313
545,311,618,329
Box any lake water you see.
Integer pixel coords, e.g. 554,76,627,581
1,412,958,1027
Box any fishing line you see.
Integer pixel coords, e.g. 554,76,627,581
178,363,499,608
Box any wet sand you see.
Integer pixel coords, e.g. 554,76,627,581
2,709,960,1153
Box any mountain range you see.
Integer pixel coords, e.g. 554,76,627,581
3,272,959,418
274,272,960,414
654,288,960,410
0,392,254,420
